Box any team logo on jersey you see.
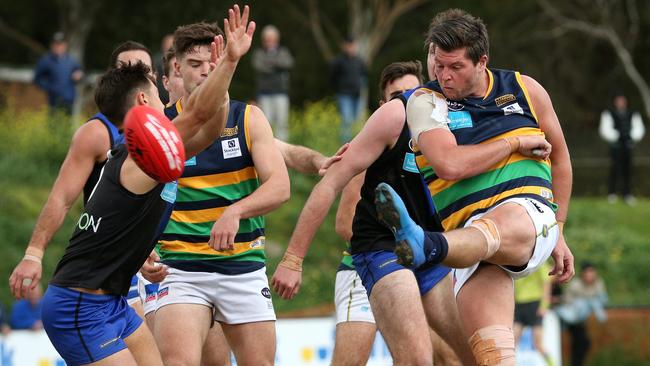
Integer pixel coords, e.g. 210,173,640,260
250,238,265,249
261,287,271,299
495,94,516,107
77,213,102,233
502,103,524,116
221,138,242,159
160,181,178,203
446,100,465,111
540,188,554,200
220,125,239,137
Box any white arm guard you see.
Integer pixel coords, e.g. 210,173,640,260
406,89,450,144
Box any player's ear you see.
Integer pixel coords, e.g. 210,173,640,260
135,91,148,106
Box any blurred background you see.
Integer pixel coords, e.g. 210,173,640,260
1,0,649,365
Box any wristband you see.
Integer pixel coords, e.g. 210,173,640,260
279,252,303,272
23,254,42,265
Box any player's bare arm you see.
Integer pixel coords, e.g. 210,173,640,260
522,74,575,282
9,121,110,299
335,172,365,242
271,99,404,299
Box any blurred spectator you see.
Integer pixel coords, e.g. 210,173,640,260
33,32,83,115
252,25,294,140
514,261,553,365
599,93,645,205
155,34,174,105
554,262,608,366
10,284,43,330
330,36,367,142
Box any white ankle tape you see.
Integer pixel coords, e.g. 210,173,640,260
469,218,501,259
469,325,515,366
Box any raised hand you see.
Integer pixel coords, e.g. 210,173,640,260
224,4,256,62
208,35,225,72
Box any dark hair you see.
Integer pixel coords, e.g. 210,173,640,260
173,22,224,59
425,9,489,64
95,62,155,123
581,261,596,271
379,61,423,101
162,46,176,78
108,41,154,72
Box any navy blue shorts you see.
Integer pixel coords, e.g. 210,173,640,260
352,250,451,297
42,285,143,366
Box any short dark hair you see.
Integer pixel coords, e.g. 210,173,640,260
173,22,224,59
379,61,424,101
108,41,154,71
162,46,176,78
425,9,489,64
95,62,155,123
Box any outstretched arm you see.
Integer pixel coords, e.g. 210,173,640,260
275,139,349,175
121,5,256,194
522,75,574,283
180,5,256,157
9,122,109,299
271,100,404,300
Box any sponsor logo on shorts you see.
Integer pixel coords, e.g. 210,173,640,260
261,287,271,299
378,259,397,269
145,293,157,303
158,287,169,298
361,305,370,312
100,337,120,349
495,94,516,107
527,199,544,213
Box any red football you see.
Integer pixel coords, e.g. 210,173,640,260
124,105,185,182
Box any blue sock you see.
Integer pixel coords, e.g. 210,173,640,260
422,231,449,264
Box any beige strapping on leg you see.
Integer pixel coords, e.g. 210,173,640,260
469,218,501,259
469,325,515,366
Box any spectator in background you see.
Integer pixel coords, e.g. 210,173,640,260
10,284,43,330
33,32,83,115
330,36,367,142
555,262,608,366
155,34,174,105
514,261,554,365
252,25,294,140
599,93,645,205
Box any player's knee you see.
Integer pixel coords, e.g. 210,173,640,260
469,325,515,366
469,218,501,259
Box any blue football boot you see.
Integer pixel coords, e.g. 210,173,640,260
374,182,425,268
